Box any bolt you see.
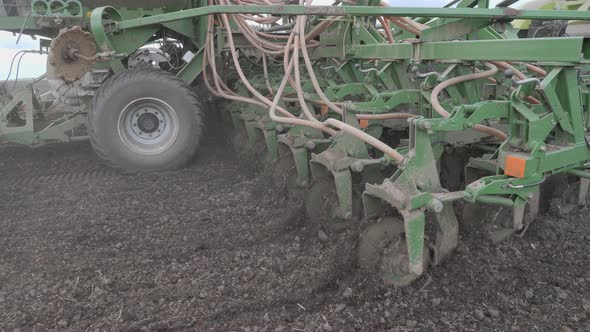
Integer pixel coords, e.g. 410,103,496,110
419,121,432,130
160,120,164,123
139,131,143,135
133,123,137,127
465,122,474,128
305,141,316,150
351,161,364,172
427,199,444,214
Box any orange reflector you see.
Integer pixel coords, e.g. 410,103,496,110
320,105,329,116
505,155,527,178
359,119,369,129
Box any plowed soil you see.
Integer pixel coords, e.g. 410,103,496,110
1,136,589,331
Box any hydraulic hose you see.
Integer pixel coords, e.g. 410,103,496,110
218,11,337,135
430,62,508,141
377,16,394,43
206,0,524,159
297,10,415,121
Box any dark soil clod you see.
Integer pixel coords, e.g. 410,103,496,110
1,140,589,331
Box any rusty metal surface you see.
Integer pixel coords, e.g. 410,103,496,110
48,26,97,82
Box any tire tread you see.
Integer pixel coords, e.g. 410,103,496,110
88,68,204,173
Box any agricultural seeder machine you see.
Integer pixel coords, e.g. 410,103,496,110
2,0,590,286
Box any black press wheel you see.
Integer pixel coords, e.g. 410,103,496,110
89,68,204,172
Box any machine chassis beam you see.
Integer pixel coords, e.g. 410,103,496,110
115,5,590,31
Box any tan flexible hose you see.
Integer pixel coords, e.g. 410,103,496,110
219,12,338,135
203,14,297,118
430,62,507,140
377,16,394,44
297,13,416,121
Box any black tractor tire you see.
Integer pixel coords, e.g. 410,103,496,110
89,68,204,173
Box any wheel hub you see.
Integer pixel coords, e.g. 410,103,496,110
137,112,160,134
118,97,179,156
130,107,166,140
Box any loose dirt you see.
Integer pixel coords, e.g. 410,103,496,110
1,137,589,331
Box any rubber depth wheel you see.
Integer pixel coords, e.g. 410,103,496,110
305,177,362,232
89,68,203,172
358,217,429,287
